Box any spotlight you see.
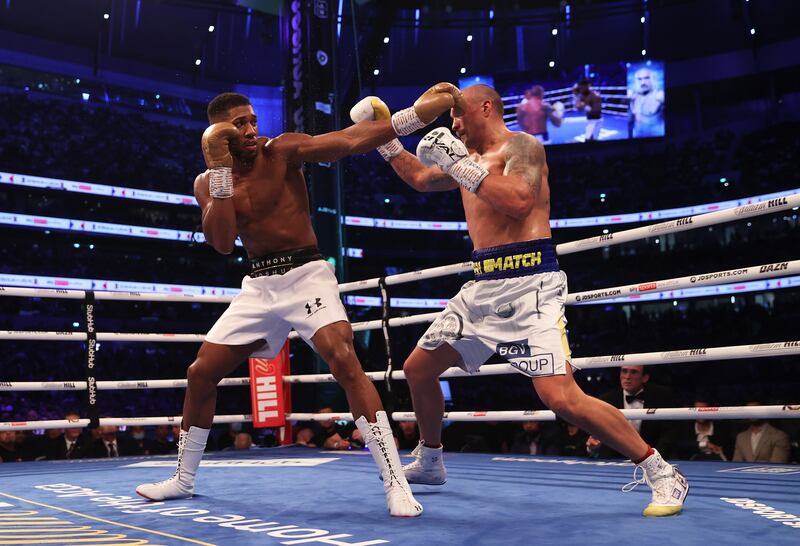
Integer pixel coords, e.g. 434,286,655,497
73,243,80,249
383,36,389,43
155,94,160,99
460,67,466,74
208,25,215,32
467,34,473,42
373,68,380,76
750,28,755,35
81,92,90,101
384,198,390,203
551,28,558,35
719,177,727,183
75,78,80,84
548,61,555,68
103,13,109,20
640,16,645,23
72,322,80,328
641,49,647,56
195,59,202,66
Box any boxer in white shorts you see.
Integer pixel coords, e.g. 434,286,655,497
367,83,688,517
419,239,570,378
137,85,465,517
205,249,348,356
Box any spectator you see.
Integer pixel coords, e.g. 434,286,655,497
0,431,23,462
559,422,589,458
733,402,791,463
149,425,177,455
90,425,139,458
675,400,734,461
232,432,253,450
294,425,318,447
510,421,559,456
396,421,420,450
44,412,89,460
313,408,356,450
587,365,676,459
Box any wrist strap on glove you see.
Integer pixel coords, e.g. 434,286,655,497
209,167,233,199
449,159,488,193
391,107,427,136
377,139,404,161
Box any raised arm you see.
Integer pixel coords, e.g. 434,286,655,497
287,82,465,165
388,150,460,192
194,171,237,254
285,120,398,165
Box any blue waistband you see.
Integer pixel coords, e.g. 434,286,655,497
471,239,559,281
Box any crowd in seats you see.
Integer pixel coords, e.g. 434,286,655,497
0,93,205,193
1,91,799,465
341,121,800,219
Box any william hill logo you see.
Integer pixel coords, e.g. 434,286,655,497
767,197,788,208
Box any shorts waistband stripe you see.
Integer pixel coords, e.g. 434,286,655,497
471,238,559,281
250,246,323,278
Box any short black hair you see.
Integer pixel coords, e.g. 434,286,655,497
578,78,591,86
207,92,251,123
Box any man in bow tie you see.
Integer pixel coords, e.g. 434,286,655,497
587,365,676,459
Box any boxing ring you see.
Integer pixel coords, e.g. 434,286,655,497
2,192,800,545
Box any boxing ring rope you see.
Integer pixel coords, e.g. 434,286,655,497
1,257,797,343
2,194,799,431
4,405,798,432
1,192,798,301
2,339,799,391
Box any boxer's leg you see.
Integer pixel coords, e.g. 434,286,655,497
400,344,460,485
136,340,263,501
314,321,423,517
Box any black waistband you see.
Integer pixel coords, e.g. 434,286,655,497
249,246,323,278
471,238,559,281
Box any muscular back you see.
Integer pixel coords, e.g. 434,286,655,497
195,135,318,258
462,132,552,249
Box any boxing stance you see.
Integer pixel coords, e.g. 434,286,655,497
516,85,563,142
350,84,688,517
136,84,463,517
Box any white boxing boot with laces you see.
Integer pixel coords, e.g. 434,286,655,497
136,426,209,501
355,411,423,517
623,448,689,517
403,441,447,485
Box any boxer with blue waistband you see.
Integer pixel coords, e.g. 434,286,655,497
351,83,689,517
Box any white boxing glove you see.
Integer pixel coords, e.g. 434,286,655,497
349,96,404,162
416,128,488,193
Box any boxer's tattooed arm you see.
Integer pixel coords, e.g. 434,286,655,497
502,133,544,196
390,150,460,192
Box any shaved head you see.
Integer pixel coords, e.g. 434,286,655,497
464,84,504,119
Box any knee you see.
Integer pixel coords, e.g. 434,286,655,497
186,359,221,388
324,345,362,386
539,389,580,420
402,358,432,385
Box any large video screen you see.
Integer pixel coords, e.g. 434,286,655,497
493,60,665,145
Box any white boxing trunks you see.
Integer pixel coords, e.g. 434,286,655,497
418,238,571,378
205,248,348,358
